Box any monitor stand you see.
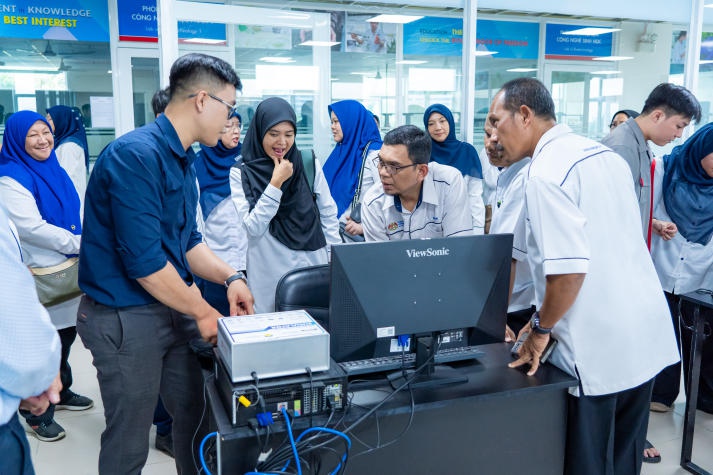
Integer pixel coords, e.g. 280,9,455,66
387,335,468,390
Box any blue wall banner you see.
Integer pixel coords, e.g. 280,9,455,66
117,0,226,44
403,17,463,56
403,17,538,59
0,0,108,41
545,23,613,60
476,19,539,59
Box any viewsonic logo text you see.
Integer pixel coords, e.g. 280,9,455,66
405,247,450,258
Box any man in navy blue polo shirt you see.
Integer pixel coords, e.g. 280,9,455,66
77,53,254,475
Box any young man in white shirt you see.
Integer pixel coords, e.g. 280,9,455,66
489,78,679,475
361,125,472,241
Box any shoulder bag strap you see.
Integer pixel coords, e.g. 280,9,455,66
350,141,373,211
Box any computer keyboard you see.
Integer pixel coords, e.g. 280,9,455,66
338,345,484,376
433,345,484,364
339,353,416,376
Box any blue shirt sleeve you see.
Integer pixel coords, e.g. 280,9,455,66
106,143,169,279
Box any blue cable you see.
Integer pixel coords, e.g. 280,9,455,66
199,431,218,475
280,407,302,475
278,408,351,475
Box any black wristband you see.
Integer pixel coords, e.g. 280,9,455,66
224,271,247,288
530,312,553,335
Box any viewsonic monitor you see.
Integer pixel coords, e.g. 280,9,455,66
328,234,512,366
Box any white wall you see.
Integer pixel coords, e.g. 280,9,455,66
618,21,675,112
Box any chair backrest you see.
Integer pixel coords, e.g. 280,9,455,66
275,264,330,331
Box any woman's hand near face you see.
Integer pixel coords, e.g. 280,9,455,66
269,155,294,188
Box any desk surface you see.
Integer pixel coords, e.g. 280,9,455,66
208,343,577,475
681,290,713,309
208,342,577,441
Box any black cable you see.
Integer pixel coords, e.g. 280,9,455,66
259,340,442,473
193,376,211,473
350,380,416,458
280,339,440,463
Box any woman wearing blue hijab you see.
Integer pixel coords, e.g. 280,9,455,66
46,105,89,206
424,104,485,234
194,111,246,315
323,99,382,238
650,123,713,417
0,111,93,442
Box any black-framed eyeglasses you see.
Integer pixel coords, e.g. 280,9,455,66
188,92,238,120
373,156,418,176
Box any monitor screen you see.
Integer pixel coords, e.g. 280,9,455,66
328,234,512,363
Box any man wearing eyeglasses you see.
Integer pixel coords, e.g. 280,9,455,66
77,53,254,475
361,124,472,241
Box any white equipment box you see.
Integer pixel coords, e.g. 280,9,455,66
217,310,330,383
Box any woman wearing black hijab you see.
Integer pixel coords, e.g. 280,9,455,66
229,97,340,312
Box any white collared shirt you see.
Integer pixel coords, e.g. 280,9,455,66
200,195,248,272
0,203,61,425
361,162,473,241
651,157,713,294
513,124,678,396
490,158,534,312
0,176,82,329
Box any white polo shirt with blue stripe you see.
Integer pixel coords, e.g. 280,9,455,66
361,162,473,241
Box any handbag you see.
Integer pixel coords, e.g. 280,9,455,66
30,257,82,307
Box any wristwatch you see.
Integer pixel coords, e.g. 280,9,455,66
530,312,553,335
224,271,247,288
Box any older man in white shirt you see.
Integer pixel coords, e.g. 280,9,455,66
361,125,473,241
488,78,678,475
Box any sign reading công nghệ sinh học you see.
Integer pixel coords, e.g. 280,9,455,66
0,0,108,42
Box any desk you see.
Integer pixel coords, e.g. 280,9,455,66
679,291,713,475
207,343,577,475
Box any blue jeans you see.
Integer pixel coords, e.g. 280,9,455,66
77,296,209,475
0,413,35,475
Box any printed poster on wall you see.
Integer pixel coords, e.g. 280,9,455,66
344,13,396,54
235,25,292,50
0,0,109,41
669,30,713,74
545,23,613,60
117,0,226,44
403,17,538,59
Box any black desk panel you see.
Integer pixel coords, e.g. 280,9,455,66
208,343,577,475
679,291,713,475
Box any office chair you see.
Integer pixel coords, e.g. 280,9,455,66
274,264,330,331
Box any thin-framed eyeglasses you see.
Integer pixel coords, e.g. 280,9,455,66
188,92,238,120
225,122,242,132
373,156,418,175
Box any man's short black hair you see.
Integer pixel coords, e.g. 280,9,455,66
151,87,170,116
168,53,242,99
498,78,556,121
382,125,431,164
641,83,701,123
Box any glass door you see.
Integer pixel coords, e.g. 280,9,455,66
115,47,159,137
544,62,623,141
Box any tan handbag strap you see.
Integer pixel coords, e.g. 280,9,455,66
30,257,79,276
